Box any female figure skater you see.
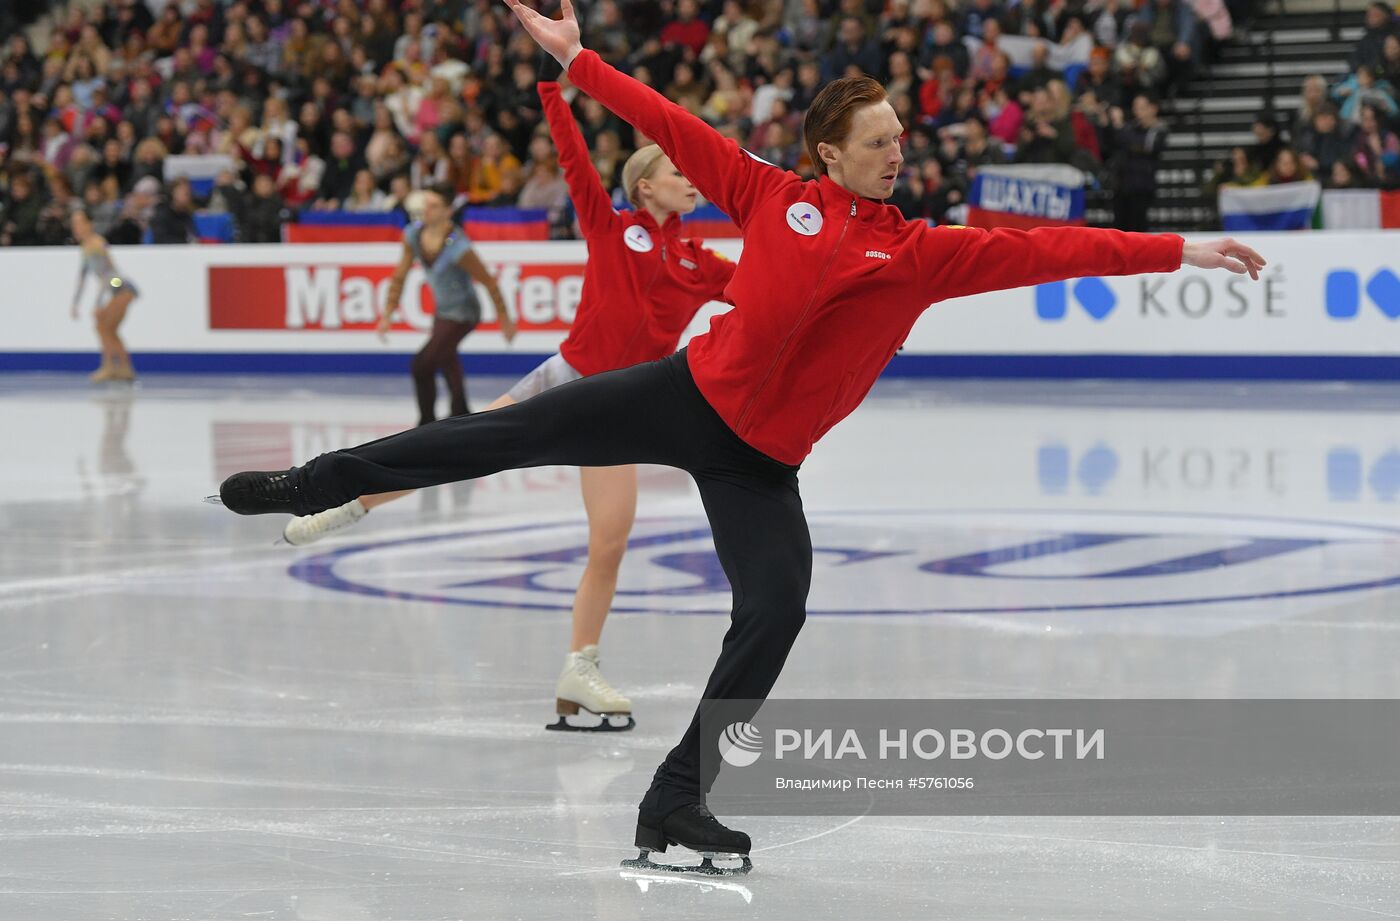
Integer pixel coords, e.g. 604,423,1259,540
70,210,139,383
283,70,736,732
379,182,519,427
219,0,1266,876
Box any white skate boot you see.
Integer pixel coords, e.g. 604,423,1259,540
547,644,635,732
280,498,369,546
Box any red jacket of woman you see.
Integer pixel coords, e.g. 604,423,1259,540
539,81,735,378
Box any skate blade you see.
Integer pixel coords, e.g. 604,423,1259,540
619,870,754,902
546,713,635,732
621,850,752,877
203,495,224,506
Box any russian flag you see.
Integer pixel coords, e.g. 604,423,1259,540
1218,182,1321,231
967,164,1087,229
462,208,550,241
164,154,238,199
287,210,406,243
681,203,740,238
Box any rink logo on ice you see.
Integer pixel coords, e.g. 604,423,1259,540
287,510,1400,623
718,722,764,767
1324,269,1400,319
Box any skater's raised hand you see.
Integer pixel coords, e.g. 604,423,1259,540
501,0,583,69
1181,238,1267,281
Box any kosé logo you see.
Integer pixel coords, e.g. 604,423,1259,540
719,722,764,767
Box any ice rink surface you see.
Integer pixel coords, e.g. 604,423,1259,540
1,371,1398,921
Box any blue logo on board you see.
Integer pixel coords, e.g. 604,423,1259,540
1325,269,1400,319
1036,279,1117,321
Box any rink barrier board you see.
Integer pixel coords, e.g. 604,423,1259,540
5,232,1399,380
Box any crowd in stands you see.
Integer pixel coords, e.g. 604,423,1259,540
1209,0,1400,195
0,0,1238,246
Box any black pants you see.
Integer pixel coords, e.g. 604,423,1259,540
412,316,476,425
293,351,812,821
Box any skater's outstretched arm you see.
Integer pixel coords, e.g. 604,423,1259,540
457,246,519,342
70,253,89,320
914,225,1265,304
538,81,619,238
503,0,793,229
376,242,416,341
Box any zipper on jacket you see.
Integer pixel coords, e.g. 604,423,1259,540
734,198,857,433
621,231,670,358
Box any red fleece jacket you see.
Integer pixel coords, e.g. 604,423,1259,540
539,82,734,378
567,51,1184,464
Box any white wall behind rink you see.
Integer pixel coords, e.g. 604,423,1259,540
3,232,1398,369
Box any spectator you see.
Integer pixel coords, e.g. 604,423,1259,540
825,16,884,82
467,133,523,206
1019,41,1063,92
785,0,828,54
1292,74,1330,140
943,115,1007,185
1136,0,1199,96
591,129,626,191
1050,79,1102,164
1328,159,1365,189
1204,145,1260,195
411,130,450,189
961,0,1007,40
661,0,710,57
712,0,760,74
1017,85,1078,163
315,130,366,208
224,170,278,240
1,170,46,245
1296,104,1357,177
84,174,124,236
923,20,970,79
1111,93,1167,231
1332,66,1399,124
1351,1,1397,71
891,156,962,222
444,131,475,198
1383,34,1400,87
969,19,1005,83
150,177,197,244
1115,21,1166,92
516,137,569,212
1264,147,1311,184
415,76,454,142
1249,114,1285,173
279,138,326,208
587,0,633,65
342,169,391,212
1352,102,1400,187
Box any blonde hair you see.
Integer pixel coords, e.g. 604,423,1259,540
621,144,668,207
